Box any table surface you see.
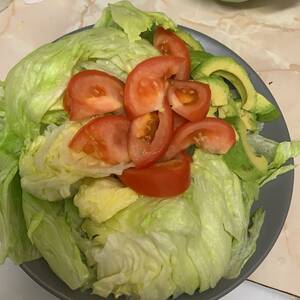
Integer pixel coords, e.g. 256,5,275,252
0,0,300,299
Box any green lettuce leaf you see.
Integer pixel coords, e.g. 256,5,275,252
22,192,90,289
95,0,176,42
41,110,67,126
248,134,278,163
0,160,40,264
225,208,265,278
2,26,158,149
81,150,261,299
74,178,138,224
260,165,295,187
0,123,39,264
270,141,300,168
80,59,127,81
246,134,300,186
19,122,133,201
241,180,259,219
64,199,97,289
260,141,300,186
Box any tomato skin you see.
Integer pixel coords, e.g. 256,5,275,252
69,115,130,165
64,70,124,121
167,80,211,122
124,56,185,119
119,153,191,197
128,99,173,168
173,112,188,131
164,117,236,160
154,27,190,80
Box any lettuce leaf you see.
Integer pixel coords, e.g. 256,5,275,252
247,134,300,186
74,178,138,224
0,120,40,264
248,133,278,163
270,141,300,168
80,150,262,299
2,26,158,149
80,59,127,81
22,192,91,289
63,199,97,288
95,0,176,42
41,110,67,126
260,141,300,186
225,208,265,278
0,162,40,264
96,0,203,54
19,122,133,201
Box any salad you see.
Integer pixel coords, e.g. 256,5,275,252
0,1,299,299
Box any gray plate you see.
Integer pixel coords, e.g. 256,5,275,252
21,26,294,300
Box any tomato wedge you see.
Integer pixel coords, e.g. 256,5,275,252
64,70,124,121
128,99,173,168
168,80,211,122
173,112,187,131
154,27,190,80
164,117,236,160
69,115,130,165
124,56,185,119
119,153,191,197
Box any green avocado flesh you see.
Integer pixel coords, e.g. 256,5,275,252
224,117,268,180
198,56,257,112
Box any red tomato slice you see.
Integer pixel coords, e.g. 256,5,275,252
64,70,124,121
164,117,236,160
154,27,190,80
69,115,130,165
173,112,187,131
167,80,211,122
128,99,173,168
119,152,191,197
124,56,185,119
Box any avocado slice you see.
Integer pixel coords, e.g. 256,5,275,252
218,99,257,131
195,75,230,107
239,109,257,132
223,117,268,181
175,30,204,51
218,98,240,119
255,93,280,122
198,56,257,112
214,70,246,101
190,50,214,73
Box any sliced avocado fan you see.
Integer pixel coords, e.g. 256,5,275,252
198,56,257,112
